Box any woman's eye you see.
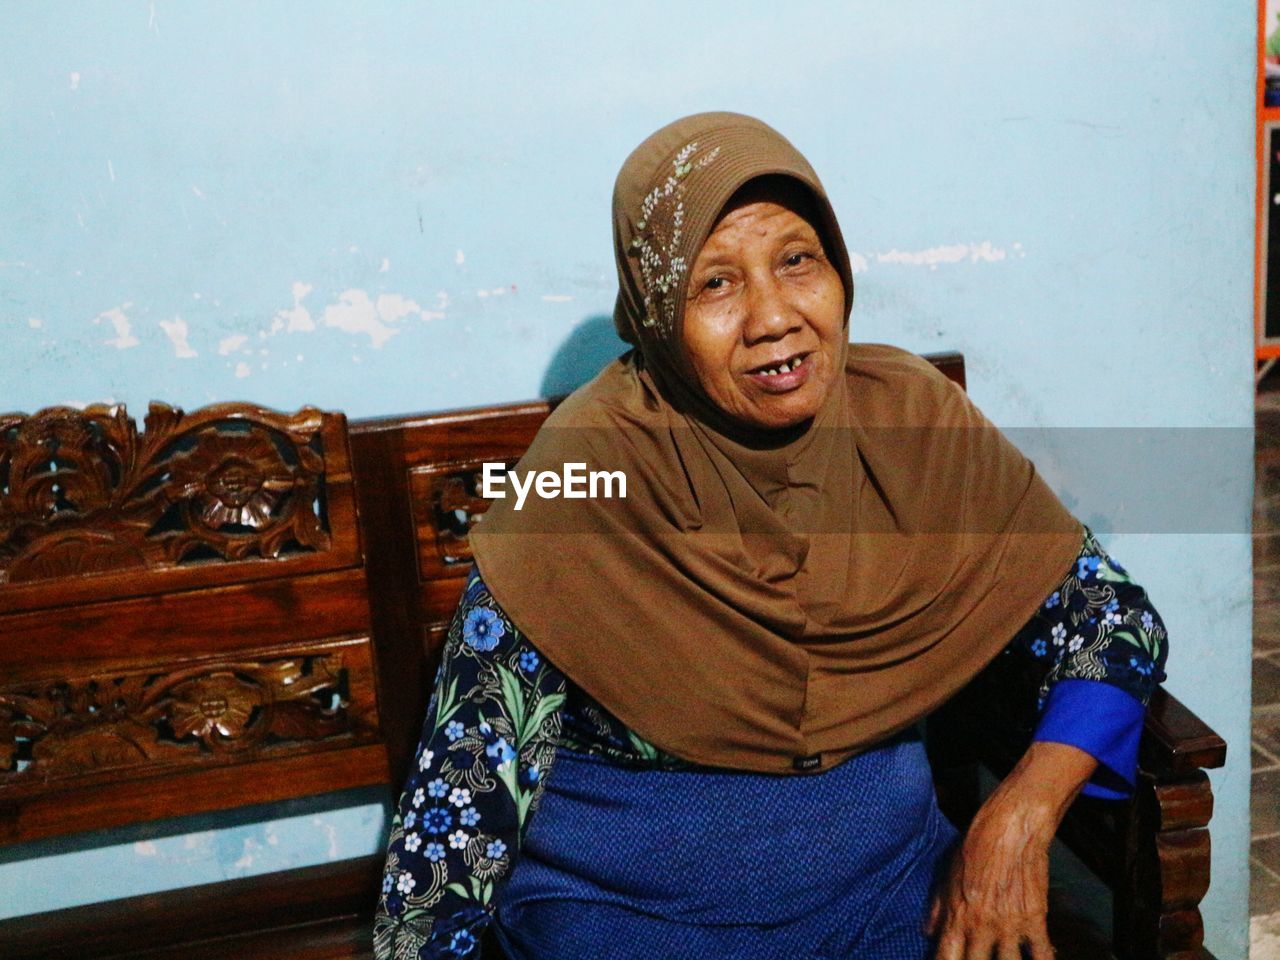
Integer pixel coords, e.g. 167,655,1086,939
784,252,811,267
689,275,730,301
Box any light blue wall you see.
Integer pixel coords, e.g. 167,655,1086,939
0,3,1254,956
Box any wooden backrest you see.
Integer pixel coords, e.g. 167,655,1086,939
0,402,389,845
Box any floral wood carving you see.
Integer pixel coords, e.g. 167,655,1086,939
409,459,517,576
0,402,334,584
431,467,492,564
0,654,357,783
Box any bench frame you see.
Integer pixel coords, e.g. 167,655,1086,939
0,353,1227,959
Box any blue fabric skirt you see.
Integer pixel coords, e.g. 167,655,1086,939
494,728,958,960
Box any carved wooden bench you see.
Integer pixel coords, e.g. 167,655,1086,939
0,402,389,958
0,352,1227,959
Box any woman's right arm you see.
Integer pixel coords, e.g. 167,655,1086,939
373,569,567,959
931,527,1170,958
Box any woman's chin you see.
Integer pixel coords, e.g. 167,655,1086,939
734,379,830,430
734,395,824,432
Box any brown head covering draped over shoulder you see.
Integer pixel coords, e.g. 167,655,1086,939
469,111,1083,774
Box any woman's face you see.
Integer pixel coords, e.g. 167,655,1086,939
681,194,846,431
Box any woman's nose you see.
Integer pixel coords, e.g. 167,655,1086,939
742,276,801,344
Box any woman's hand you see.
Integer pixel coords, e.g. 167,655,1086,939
927,741,1098,959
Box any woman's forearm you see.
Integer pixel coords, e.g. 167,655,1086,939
984,740,1098,837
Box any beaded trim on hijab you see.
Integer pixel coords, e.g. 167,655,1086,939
629,140,721,337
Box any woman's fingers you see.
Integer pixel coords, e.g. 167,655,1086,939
931,926,967,960
933,904,1055,959
968,930,999,959
926,865,1054,960
1025,924,1056,960
998,928,1055,960
933,928,965,960
925,894,942,935
936,927,1056,960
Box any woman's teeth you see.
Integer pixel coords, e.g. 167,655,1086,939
760,356,802,376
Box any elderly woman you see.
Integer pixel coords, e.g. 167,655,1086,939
374,113,1167,960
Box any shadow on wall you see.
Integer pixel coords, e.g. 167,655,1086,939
540,315,629,398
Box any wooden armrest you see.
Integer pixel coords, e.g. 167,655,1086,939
1140,686,1227,778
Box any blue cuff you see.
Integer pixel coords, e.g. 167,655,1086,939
1032,679,1145,800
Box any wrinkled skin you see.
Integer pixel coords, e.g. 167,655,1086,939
682,197,845,431
927,741,1097,959
926,742,1095,960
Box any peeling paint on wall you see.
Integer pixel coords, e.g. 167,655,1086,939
232,836,262,872
276,281,315,333
158,316,197,358
322,290,404,348
312,816,340,859
317,289,443,348
874,241,1009,269
374,293,423,325
94,305,139,350
218,333,248,355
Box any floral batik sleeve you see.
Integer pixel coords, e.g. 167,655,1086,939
1009,526,1170,798
374,568,567,960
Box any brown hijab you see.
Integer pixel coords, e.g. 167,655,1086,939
469,112,1082,774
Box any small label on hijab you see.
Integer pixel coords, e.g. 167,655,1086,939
792,753,822,771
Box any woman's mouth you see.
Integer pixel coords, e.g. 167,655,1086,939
746,352,811,393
